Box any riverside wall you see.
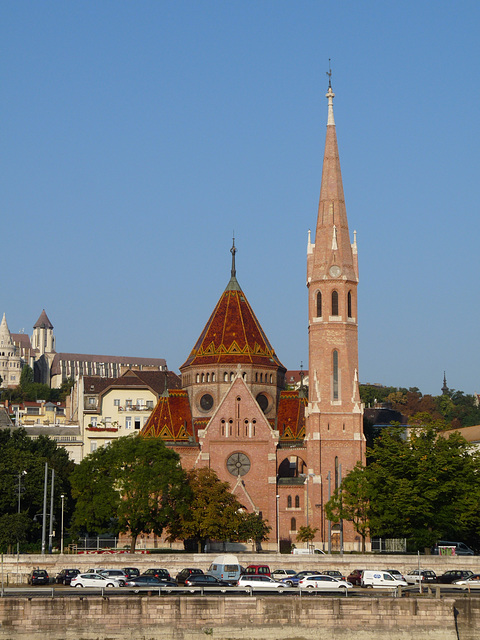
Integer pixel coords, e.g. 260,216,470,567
0,594,478,640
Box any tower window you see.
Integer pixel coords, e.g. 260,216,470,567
316,291,322,317
290,517,297,532
224,372,228,382
295,495,300,508
287,495,292,508
332,291,339,316
347,291,352,318
333,350,339,400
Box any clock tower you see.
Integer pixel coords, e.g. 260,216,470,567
306,80,365,547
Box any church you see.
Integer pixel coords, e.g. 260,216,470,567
141,81,366,551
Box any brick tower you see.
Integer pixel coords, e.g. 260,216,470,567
306,80,365,550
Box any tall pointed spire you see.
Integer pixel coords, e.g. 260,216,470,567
225,236,241,292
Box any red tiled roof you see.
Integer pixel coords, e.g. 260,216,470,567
181,282,285,370
34,310,53,329
83,371,180,395
141,390,194,442
277,391,307,441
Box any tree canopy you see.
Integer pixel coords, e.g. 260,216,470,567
70,434,191,552
326,420,480,551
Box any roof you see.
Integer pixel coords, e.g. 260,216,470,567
441,424,480,443
277,391,307,441
83,370,181,395
181,278,285,370
141,389,194,442
11,333,33,349
34,310,53,329
51,353,167,375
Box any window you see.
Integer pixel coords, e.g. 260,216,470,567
91,417,97,428
295,495,300,508
224,372,228,382
146,400,154,409
88,397,95,405
126,399,132,409
114,399,120,407
91,441,97,452
287,495,292,508
125,417,132,430
332,290,339,316
347,291,352,318
335,456,339,490
134,418,141,430
316,291,322,317
333,350,339,400
290,517,297,532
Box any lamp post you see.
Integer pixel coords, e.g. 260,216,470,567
60,494,65,554
48,468,55,554
17,471,27,555
41,463,48,555
276,494,280,554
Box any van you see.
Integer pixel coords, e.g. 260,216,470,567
208,554,242,585
361,570,407,588
244,564,271,577
432,541,474,556
291,547,325,555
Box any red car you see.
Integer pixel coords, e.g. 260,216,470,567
347,569,363,586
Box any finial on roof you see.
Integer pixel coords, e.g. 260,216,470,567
326,60,335,126
230,234,237,279
161,371,169,398
299,362,306,398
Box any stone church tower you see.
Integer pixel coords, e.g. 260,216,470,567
305,81,365,547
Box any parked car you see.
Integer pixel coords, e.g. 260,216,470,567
28,569,50,585
208,554,242,584
55,569,80,585
244,564,271,577
85,568,108,575
122,567,140,579
175,568,204,585
384,569,405,582
298,575,352,591
453,574,480,589
184,574,230,588
100,570,128,586
437,570,473,584
404,570,437,585
280,570,319,587
320,570,345,580
142,568,171,581
347,570,363,586
237,575,286,590
432,541,474,556
125,575,177,593
271,569,296,581
70,573,122,588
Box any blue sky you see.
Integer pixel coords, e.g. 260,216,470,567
2,1,479,396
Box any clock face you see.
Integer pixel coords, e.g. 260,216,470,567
227,452,251,477
200,394,214,411
329,265,341,278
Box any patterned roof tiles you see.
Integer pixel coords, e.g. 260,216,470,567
141,389,194,442
277,390,307,441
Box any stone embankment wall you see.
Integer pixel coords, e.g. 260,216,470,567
0,595,478,640
4,552,480,584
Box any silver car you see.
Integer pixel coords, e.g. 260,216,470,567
70,573,122,588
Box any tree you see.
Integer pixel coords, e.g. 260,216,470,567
19,365,34,388
166,468,245,552
325,462,371,552
295,525,318,549
236,512,271,551
71,435,190,552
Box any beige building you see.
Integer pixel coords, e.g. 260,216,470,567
0,314,23,388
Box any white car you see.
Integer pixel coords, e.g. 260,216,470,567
298,575,353,591
70,573,122,588
404,570,437,585
453,574,480,589
271,569,296,581
237,575,287,590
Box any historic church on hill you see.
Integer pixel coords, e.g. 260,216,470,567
141,81,366,551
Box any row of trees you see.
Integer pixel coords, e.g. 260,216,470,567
1,365,74,404
71,435,270,552
326,415,480,552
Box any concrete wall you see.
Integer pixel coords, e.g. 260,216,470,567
0,594,477,640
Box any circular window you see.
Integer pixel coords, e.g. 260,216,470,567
256,393,268,412
227,452,251,477
200,394,214,411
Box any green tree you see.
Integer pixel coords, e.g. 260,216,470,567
71,435,190,552
166,468,245,552
325,462,371,552
19,365,34,387
295,525,318,549
236,512,271,551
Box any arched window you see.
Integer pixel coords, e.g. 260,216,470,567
333,350,339,400
196,373,200,383
316,291,322,317
332,290,339,316
224,372,228,382
230,372,234,381
347,291,352,318
206,373,210,382
291,517,297,532
287,495,292,508
212,372,216,382
295,495,300,508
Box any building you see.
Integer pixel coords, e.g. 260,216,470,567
0,314,23,388
141,82,366,551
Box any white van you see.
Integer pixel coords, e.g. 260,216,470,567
361,570,407,588
208,554,242,585
291,548,325,555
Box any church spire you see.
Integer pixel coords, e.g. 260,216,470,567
225,236,241,292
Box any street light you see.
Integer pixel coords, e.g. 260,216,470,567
276,494,280,554
17,471,27,556
60,494,65,554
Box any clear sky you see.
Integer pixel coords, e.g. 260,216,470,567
2,1,479,396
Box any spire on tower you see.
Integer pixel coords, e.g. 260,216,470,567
225,236,241,292
326,60,335,126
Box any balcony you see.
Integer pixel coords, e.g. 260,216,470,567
117,405,153,412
